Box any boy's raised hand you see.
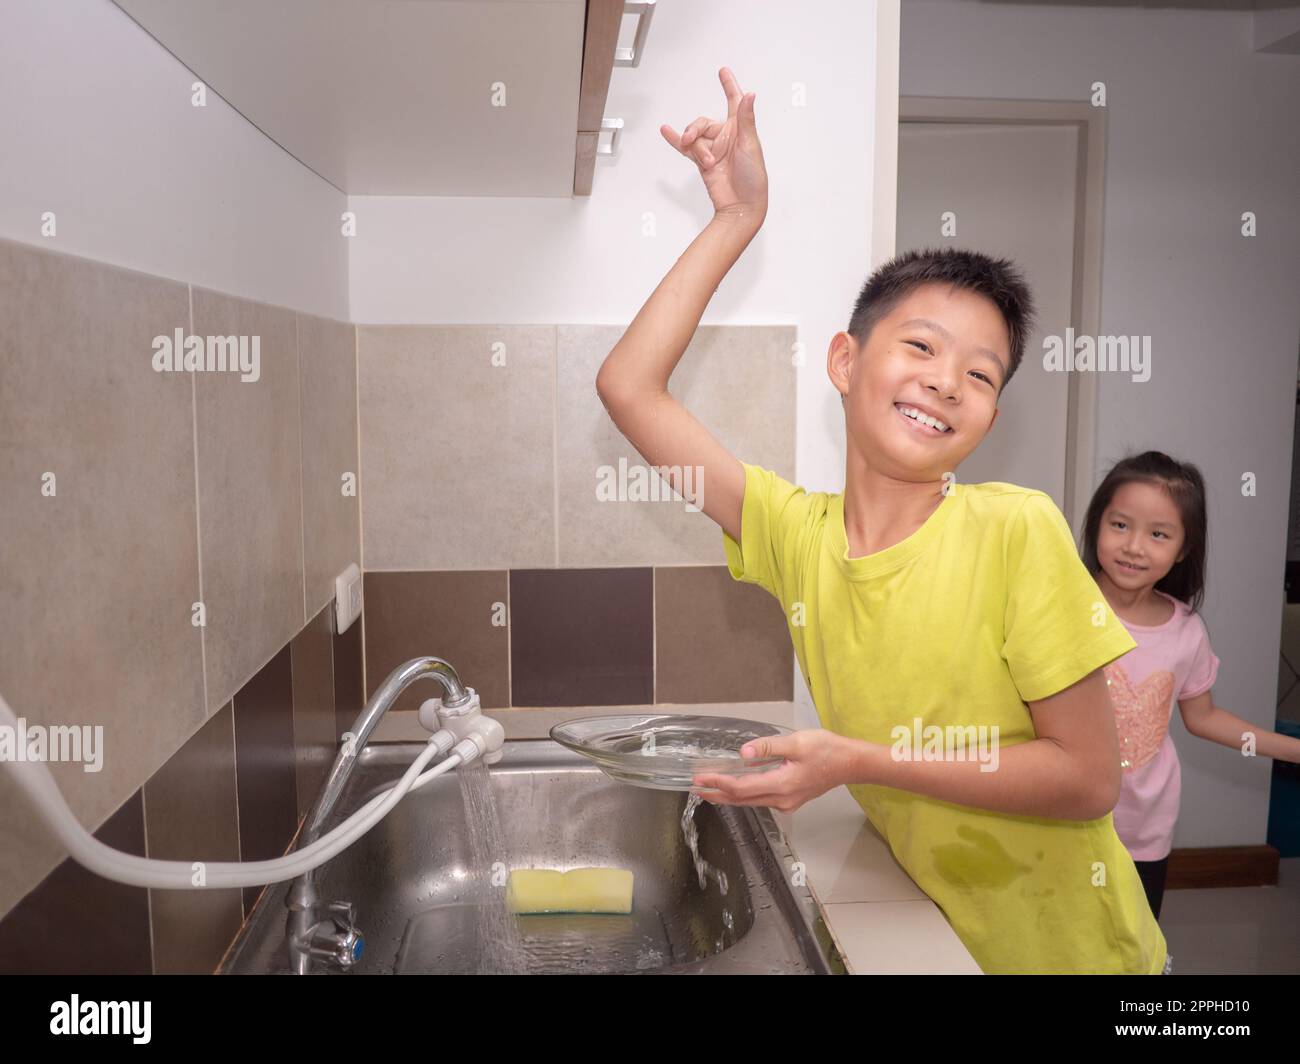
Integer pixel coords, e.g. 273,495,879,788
661,67,768,221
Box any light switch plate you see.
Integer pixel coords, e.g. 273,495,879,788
335,562,362,634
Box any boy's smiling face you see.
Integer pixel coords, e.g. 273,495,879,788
830,282,1010,480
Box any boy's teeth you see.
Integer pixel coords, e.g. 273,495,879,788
896,404,950,433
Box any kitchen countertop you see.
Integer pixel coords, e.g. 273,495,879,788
371,699,982,975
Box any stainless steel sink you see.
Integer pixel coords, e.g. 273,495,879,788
219,739,847,974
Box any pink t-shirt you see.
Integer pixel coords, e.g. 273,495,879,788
1105,589,1220,861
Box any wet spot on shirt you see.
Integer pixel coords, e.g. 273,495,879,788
931,825,1034,890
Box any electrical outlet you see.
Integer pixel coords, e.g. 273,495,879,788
335,563,362,634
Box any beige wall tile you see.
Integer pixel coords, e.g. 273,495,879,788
0,238,204,920
557,324,797,566
357,326,554,570
192,286,304,711
298,313,360,617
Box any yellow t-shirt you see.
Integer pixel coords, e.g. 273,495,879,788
722,461,1166,975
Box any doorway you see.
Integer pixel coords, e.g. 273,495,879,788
897,97,1106,534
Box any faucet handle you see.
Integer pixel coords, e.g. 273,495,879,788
307,900,365,969
325,899,357,925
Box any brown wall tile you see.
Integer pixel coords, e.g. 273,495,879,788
654,566,794,704
231,644,298,918
510,568,653,707
334,614,365,742
363,571,509,712
292,604,337,820
143,703,243,974
0,790,152,974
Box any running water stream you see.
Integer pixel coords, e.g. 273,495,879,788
457,759,524,973
680,791,729,895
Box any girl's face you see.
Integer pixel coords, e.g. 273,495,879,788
1097,480,1187,588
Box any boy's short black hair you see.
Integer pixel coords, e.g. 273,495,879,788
846,247,1036,395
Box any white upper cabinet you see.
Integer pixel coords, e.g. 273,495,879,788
113,0,652,196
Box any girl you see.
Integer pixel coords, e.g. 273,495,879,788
1081,450,1300,924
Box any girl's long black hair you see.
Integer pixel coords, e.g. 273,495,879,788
1081,451,1208,614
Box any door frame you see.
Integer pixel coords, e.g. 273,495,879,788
896,97,1108,533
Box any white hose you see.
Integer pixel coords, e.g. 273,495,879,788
0,691,476,890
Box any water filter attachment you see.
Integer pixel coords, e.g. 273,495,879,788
419,687,504,764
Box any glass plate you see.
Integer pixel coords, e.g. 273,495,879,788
550,714,792,791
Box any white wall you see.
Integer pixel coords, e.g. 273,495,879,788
902,0,1300,851
0,0,348,319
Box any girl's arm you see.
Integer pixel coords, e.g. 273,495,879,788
1178,690,1300,762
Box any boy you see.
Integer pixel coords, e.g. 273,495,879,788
595,68,1164,974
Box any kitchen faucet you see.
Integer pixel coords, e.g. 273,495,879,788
285,655,501,974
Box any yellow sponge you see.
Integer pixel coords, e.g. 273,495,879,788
506,867,634,914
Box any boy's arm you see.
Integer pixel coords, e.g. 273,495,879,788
596,215,756,541
699,667,1127,820
849,667,1123,821
595,68,767,543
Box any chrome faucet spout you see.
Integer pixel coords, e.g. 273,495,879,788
286,655,470,973
301,656,468,849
